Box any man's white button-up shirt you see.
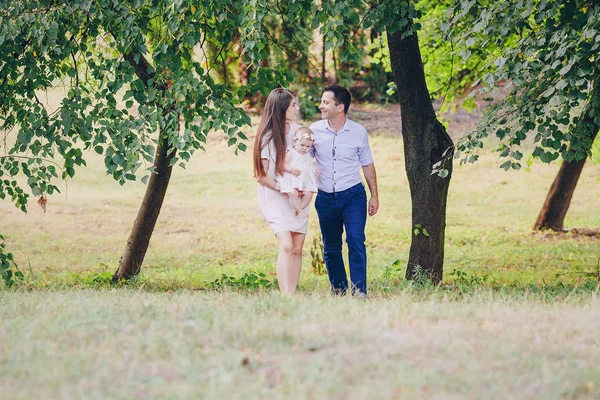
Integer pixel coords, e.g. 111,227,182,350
309,118,374,193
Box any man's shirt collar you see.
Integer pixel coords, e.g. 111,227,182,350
325,117,350,134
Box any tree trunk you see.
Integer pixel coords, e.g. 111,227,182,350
534,128,598,231
387,25,454,284
322,38,326,80
112,52,176,281
113,135,175,281
534,74,599,232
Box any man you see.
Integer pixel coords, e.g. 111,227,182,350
310,85,379,296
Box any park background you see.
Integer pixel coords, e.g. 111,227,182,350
1,1,600,398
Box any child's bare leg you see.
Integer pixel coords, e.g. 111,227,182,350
287,190,305,216
290,189,308,217
287,190,299,214
298,191,313,210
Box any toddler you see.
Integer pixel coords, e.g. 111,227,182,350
279,127,320,217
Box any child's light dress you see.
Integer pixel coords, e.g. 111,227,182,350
279,147,319,194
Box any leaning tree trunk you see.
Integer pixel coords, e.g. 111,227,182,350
112,135,175,281
534,127,599,231
387,24,454,284
112,52,176,281
534,75,599,232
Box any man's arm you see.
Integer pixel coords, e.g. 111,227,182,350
362,163,379,216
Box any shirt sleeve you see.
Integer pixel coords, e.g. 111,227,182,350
357,129,374,166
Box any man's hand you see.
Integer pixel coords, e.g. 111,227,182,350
362,163,378,217
368,197,379,217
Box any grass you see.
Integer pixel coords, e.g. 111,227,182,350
1,123,598,288
1,289,600,399
1,111,600,398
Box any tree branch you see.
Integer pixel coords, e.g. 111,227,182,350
70,50,80,88
274,3,323,79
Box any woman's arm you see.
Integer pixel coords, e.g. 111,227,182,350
256,158,279,190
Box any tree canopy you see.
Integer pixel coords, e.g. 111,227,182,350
0,0,295,211
443,0,599,169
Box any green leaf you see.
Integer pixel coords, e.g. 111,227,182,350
542,86,555,98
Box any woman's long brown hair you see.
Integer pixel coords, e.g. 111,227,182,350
253,88,295,178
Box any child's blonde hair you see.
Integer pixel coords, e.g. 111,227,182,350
293,127,314,142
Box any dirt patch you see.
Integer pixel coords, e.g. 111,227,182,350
534,228,600,241
569,228,600,238
350,104,403,137
350,103,481,140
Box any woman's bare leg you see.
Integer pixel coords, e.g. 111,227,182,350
288,232,306,294
275,231,294,295
274,231,305,296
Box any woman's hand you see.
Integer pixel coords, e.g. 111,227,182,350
257,158,278,190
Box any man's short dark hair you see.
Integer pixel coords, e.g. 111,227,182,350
323,85,351,114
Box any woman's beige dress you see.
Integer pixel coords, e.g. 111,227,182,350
257,123,309,235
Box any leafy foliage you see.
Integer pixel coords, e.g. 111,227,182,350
206,272,273,291
0,235,23,288
413,224,430,237
449,268,488,293
444,0,600,167
0,0,431,215
0,0,294,213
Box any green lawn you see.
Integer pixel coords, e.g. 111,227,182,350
1,124,598,289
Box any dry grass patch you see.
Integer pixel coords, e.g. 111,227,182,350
1,290,599,399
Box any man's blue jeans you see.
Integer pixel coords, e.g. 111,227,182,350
315,183,368,294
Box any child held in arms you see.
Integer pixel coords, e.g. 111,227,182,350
278,127,320,218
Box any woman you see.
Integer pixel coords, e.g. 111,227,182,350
253,88,307,296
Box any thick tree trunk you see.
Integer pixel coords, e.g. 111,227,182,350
112,51,175,281
534,128,598,231
387,25,454,284
113,135,175,281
